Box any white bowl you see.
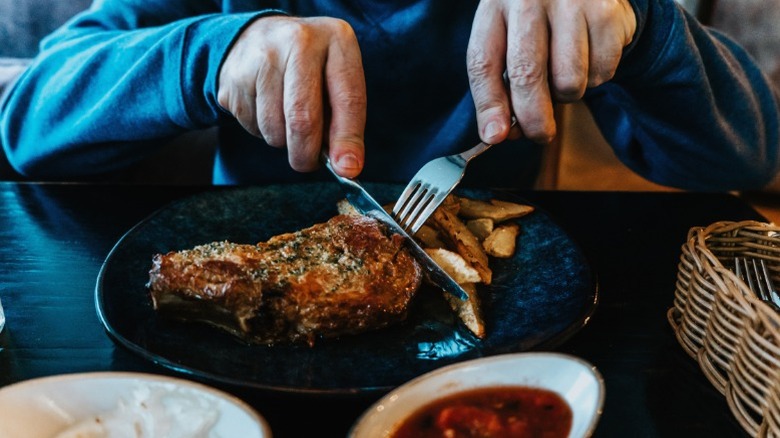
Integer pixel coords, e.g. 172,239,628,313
0,371,272,438
350,352,605,438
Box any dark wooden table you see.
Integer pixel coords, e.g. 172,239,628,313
0,183,760,437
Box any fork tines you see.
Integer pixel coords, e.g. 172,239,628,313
392,181,446,234
734,256,780,310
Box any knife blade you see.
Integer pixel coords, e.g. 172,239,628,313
322,153,467,301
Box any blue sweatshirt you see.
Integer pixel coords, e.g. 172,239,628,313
1,0,778,190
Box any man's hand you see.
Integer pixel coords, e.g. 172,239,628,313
218,16,366,178
467,0,637,145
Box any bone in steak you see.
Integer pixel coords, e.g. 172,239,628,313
147,214,423,346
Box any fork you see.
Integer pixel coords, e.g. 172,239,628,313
392,121,516,234
734,256,780,311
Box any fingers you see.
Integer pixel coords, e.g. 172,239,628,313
254,50,285,147
284,19,366,176
548,2,588,102
547,0,636,93
467,1,513,145
505,1,555,144
217,22,264,139
468,0,556,145
324,21,366,178
283,35,325,173
583,0,637,87
218,16,366,176
467,0,637,145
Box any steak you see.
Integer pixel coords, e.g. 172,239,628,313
147,214,423,346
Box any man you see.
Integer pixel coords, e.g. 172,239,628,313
0,0,777,190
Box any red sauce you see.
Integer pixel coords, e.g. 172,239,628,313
390,386,573,438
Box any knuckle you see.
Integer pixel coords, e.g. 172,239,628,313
282,20,315,47
525,125,556,144
553,85,585,102
475,100,508,119
506,60,545,88
330,89,366,112
466,46,496,79
285,107,317,135
590,0,618,21
551,71,586,101
327,18,357,41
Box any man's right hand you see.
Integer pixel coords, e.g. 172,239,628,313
218,16,367,178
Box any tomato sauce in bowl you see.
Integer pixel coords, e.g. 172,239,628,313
390,386,572,438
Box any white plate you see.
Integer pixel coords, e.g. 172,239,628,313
349,352,605,438
0,372,272,438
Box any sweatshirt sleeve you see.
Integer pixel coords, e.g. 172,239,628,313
587,0,780,191
0,1,282,178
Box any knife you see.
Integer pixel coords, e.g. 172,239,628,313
322,153,467,301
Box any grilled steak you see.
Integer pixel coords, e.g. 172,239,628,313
147,214,423,346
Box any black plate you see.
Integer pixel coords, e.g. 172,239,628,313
96,183,596,396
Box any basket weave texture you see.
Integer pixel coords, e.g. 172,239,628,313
669,220,780,436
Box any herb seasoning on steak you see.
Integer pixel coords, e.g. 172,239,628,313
147,214,423,346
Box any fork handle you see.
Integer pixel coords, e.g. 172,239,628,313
458,119,518,162
458,140,494,163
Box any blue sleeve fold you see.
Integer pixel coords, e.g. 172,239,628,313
589,0,780,191
0,4,278,178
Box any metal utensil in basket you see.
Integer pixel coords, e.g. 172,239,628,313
668,220,780,436
735,257,780,311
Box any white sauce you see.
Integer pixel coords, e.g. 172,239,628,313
53,383,220,438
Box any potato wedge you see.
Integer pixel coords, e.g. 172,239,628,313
415,224,447,249
466,218,494,241
432,207,492,284
439,194,461,214
483,223,521,258
456,196,534,222
424,248,481,284
443,282,485,338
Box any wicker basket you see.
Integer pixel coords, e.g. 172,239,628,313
669,220,780,436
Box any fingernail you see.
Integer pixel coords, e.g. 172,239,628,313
484,121,501,140
336,153,360,171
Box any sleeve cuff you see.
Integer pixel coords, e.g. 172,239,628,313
179,10,288,127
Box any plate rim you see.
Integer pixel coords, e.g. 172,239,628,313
0,370,272,436
94,183,598,397
349,351,606,437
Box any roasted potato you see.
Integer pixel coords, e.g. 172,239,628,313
456,196,535,222
424,248,481,284
466,218,494,241
415,224,447,249
431,207,492,285
443,282,485,338
439,194,461,214
483,223,521,258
